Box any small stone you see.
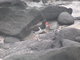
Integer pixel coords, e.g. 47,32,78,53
58,12,74,25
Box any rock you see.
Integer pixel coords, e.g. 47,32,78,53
0,49,6,58
39,31,56,40
42,0,48,4
65,21,80,29
41,6,73,21
75,36,80,42
58,12,74,25
0,7,43,40
29,40,54,51
62,39,80,47
1,36,63,58
56,28,80,42
4,46,80,60
17,9,43,39
0,0,27,9
76,17,80,20
0,39,55,58
3,51,38,60
0,5,73,40
0,8,11,20
37,47,80,60
4,37,20,43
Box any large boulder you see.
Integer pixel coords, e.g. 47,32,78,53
62,39,80,47
0,0,27,9
37,46,80,60
4,46,80,60
56,28,80,42
4,37,20,43
42,0,48,4
0,39,55,58
0,5,73,40
40,6,73,21
58,12,74,25
0,32,65,58
0,7,43,40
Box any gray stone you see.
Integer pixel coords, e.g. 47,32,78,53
41,6,72,21
0,7,43,39
56,28,80,42
58,12,74,25
0,5,73,40
4,46,80,60
39,31,56,40
0,0,26,9
42,0,48,4
37,47,80,60
62,39,80,47
0,39,55,58
76,17,80,20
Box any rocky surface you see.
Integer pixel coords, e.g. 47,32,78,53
1,28,80,59
0,25,80,60
0,32,61,58
0,0,26,8
0,4,74,41
55,28,80,43
58,12,74,25
0,7,43,40
40,5,72,21
3,46,80,60
4,37,20,43
0,1,80,60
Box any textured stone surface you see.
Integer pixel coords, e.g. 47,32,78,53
0,0,26,8
40,6,72,21
0,5,73,40
0,28,80,60
56,28,80,42
0,7,43,40
0,39,55,58
62,39,80,47
58,12,74,25
4,46,80,60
